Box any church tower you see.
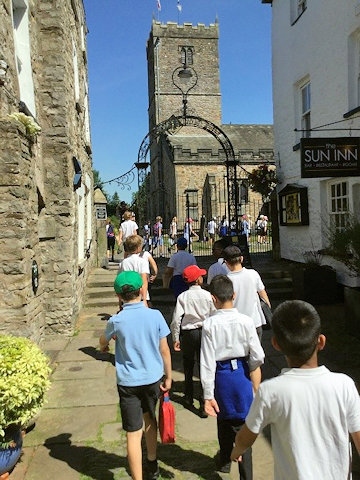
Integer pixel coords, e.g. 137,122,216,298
144,20,274,232
147,20,222,129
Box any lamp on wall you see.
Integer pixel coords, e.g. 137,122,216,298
0,59,8,85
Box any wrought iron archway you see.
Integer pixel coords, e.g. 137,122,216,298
138,114,247,232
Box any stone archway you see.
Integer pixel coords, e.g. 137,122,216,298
138,114,246,231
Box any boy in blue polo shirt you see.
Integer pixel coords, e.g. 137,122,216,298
99,271,172,480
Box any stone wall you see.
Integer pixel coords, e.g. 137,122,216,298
0,0,95,340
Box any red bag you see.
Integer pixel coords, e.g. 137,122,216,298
158,392,176,443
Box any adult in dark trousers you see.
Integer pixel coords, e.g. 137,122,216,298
106,218,116,262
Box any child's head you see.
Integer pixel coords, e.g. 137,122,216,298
114,271,143,302
182,265,207,285
272,300,322,364
123,211,132,221
124,235,143,254
209,275,234,304
176,237,187,250
222,245,243,266
212,239,228,259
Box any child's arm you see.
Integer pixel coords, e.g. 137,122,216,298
230,424,258,462
140,272,148,307
159,336,172,392
170,298,184,351
351,431,360,455
249,366,261,393
163,266,174,288
99,334,110,352
258,289,271,308
148,255,158,283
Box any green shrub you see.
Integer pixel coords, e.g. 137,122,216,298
0,335,51,447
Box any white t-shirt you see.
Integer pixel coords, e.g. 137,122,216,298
207,258,229,284
227,268,266,328
167,250,196,276
207,220,216,234
170,285,216,342
119,254,150,300
120,220,138,240
246,366,360,480
200,308,265,400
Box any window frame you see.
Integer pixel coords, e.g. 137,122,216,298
328,180,350,232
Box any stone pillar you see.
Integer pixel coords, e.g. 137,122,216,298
94,188,108,268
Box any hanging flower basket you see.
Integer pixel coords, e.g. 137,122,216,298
247,164,277,200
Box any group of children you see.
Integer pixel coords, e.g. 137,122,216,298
99,234,360,480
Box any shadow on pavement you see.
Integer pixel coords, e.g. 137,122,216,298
44,433,127,480
158,442,224,480
79,346,115,365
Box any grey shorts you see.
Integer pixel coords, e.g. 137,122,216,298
117,380,161,432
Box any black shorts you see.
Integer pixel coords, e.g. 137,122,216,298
117,380,161,432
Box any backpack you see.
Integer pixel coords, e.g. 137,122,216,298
153,223,159,236
107,224,114,237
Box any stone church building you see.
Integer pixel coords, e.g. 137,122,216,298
145,20,274,228
0,0,94,340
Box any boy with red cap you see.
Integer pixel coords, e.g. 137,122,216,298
170,265,216,417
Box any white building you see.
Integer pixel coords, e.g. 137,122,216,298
263,0,360,285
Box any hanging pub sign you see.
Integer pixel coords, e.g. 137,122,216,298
301,137,360,178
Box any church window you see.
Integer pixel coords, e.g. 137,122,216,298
180,46,194,66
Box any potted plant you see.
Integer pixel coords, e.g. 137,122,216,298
326,217,360,337
292,249,338,305
0,335,51,475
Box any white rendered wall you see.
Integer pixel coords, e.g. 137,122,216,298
270,0,360,263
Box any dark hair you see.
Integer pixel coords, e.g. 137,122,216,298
209,275,234,303
272,300,321,363
213,238,228,251
222,245,243,266
118,286,141,301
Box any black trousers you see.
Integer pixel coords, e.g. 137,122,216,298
217,418,253,480
181,328,203,403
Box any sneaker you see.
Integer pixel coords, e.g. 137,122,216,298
218,462,231,473
214,452,231,473
146,459,159,480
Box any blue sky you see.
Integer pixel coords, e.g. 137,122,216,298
84,0,273,202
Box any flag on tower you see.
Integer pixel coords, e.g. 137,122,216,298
177,0,182,12
157,0,161,11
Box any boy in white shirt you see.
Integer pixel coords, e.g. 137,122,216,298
201,275,264,478
119,235,149,307
231,300,360,480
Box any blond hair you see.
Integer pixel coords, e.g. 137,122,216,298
123,211,132,220
124,234,143,253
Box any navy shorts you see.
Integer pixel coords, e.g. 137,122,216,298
117,380,161,432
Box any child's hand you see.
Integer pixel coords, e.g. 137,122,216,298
160,377,172,392
204,399,219,417
230,445,243,463
173,341,181,351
